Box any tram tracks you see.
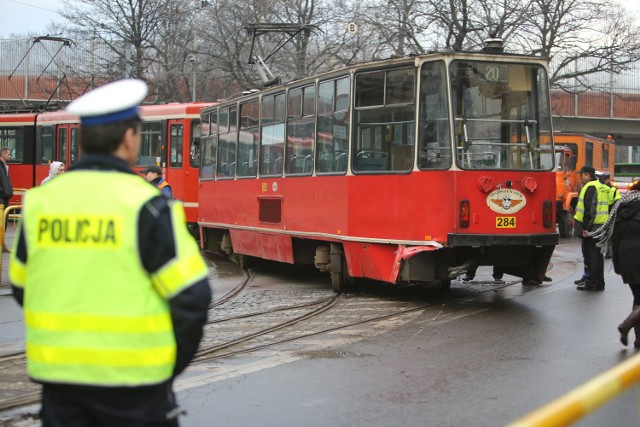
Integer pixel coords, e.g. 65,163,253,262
0,267,535,415
193,277,528,364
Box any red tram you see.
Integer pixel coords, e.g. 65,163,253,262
197,45,559,291
0,102,212,225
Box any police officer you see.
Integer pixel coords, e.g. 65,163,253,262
140,164,173,198
9,79,211,426
574,165,609,291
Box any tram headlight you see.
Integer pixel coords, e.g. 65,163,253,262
460,200,470,228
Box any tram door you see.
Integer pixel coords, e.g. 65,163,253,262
166,119,185,198
36,125,55,185
56,124,80,168
166,118,201,222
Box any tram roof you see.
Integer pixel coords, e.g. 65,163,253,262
139,102,216,120
204,49,549,111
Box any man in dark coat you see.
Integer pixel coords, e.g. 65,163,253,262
0,147,13,210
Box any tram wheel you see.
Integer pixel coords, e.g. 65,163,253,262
235,254,252,268
330,244,349,293
330,256,347,293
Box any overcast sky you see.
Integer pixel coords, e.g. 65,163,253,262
1,0,639,38
1,0,65,38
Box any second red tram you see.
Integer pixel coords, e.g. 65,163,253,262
0,102,212,225
198,45,559,291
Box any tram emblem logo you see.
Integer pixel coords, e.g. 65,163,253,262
486,188,526,214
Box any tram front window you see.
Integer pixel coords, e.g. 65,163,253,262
450,61,553,171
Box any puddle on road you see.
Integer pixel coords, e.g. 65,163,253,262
296,349,372,359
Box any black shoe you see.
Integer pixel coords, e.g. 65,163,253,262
543,276,552,282
577,283,598,291
574,279,586,285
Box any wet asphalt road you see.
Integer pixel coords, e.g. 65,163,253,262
176,237,639,427
1,233,639,426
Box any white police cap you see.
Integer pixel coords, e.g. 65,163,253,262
67,79,148,126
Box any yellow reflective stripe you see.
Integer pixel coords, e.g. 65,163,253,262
25,310,172,333
27,342,175,367
27,362,172,386
9,258,27,287
152,251,207,299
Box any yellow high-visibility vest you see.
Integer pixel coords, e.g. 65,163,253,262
9,170,207,386
574,180,609,225
609,185,621,205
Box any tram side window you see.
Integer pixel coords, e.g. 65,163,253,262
217,106,237,179
316,77,350,174
70,128,79,164
195,113,212,169
201,134,218,180
58,128,67,164
170,125,183,168
286,85,315,176
260,93,285,177
238,100,259,178
200,110,218,180
0,128,25,163
40,126,54,164
419,61,452,170
139,122,163,166
190,120,202,169
353,68,415,173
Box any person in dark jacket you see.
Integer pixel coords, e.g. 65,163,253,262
0,147,13,210
140,165,173,198
593,180,640,347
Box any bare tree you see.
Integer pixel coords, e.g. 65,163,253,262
146,1,200,101
197,0,266,94
359,0,428,57
35,0,640,103
517,0,640,88
60,0,177,80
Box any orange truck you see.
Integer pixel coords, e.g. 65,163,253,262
554,133,616,237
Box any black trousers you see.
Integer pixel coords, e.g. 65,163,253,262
41,383,180,427
582,236,604,287
629,283,640,307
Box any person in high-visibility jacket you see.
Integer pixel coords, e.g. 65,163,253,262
9,79,211,427
599,172,621,259
574,165,609,291
599,172,621,210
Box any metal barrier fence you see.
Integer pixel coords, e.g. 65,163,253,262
507,352,640,426
0,189,26,284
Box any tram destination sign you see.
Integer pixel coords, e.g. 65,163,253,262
476,63,509,83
